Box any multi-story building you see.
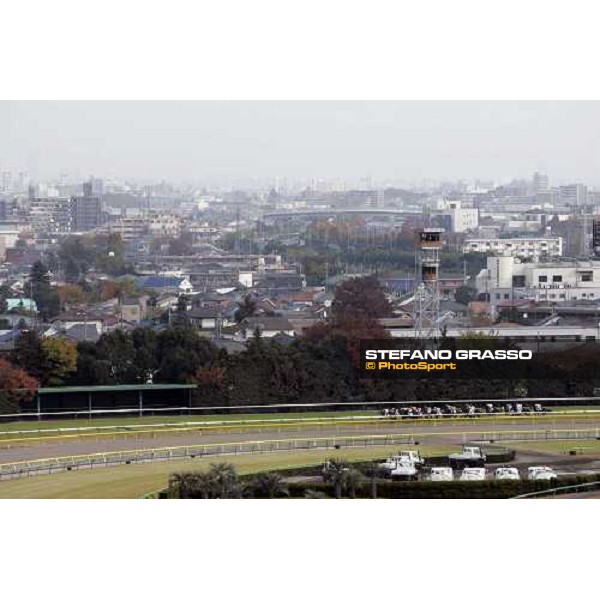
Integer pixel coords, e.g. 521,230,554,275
532,172,549,192
477,256,600,312
70,195,102,231
148,214,181,237
29,196,72,234
0,198,16,221
0,171,12,193
106,217,148,241
432,199,478,233
0,221,20,260
558,184,588,206
463,236,563,259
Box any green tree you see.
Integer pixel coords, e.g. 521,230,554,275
115,277,141,301
345,468,362,499
234,294,258,323
41,337,78,386
73,341,113,385
322,459,350,499
10,330,49,382
455,285,476,306
95,233,129,275
170,295,190,329
169,463,244,499
155,328,223,383
29,261,60,319
250,472,289,498
58,237,95,282
168,472,204,499
208,462,242,498
95,330,136,383
126,328,159,384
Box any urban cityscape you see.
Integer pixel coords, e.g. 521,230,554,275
2,103,600,500
1,169,600,351
4,4,596,600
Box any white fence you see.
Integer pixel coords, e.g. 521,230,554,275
2,427,600,482
0,434,415,481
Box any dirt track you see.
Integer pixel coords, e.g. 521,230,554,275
2,417,600,464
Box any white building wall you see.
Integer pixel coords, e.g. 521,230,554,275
464,237,563,258
484,258,600,305
451,207,479,232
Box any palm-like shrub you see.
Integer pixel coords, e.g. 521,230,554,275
169,463,243,498
345,468,363,499
208,462,241,498
322,459,350,498
168,472,202,499
250,472,289,498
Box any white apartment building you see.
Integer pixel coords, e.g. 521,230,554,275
434,199,479,233
148,215,181,237
478,256,600,311
29,196,72,234
464,237,563,259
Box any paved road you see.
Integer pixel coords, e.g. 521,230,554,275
2,417,600,464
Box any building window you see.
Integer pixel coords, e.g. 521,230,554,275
552,275,562,283
504,293,510,299
581,272,593,282
538,275,547,283
559,294,566,299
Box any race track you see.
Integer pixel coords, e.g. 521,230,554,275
2,415,600,464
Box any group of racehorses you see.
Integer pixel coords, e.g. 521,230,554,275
380,402,548,419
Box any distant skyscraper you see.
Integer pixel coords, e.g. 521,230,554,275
18,171,30,191
91,177,103,197
532,171,549,192
82,180,93,198
1,171,12,192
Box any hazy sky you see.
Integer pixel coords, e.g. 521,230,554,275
1,101,600,185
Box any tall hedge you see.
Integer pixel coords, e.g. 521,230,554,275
287,474,600,499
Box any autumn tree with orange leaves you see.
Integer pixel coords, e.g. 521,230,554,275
0,358,38,414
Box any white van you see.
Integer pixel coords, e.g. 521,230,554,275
459,467,486,481
527,466,557,481
494,467,520,481
430,467,453,481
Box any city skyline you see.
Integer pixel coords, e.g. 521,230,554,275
2,101,600,185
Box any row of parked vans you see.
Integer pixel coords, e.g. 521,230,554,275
377,450,558,482
429,466,558,482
